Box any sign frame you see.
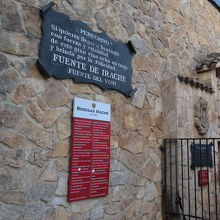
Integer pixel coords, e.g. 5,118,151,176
68,97,111,202
190,143,213,170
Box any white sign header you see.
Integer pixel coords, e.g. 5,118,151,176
73,97,111,122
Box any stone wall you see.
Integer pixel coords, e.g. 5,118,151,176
0,0,220,219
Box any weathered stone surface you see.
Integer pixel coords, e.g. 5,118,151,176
71,198,99,213
42,108,63,128
20,118,54,149
73,0,95,21
24,202,45,220
28,147,52,167
110,171,128,186
0,30,38,56
24,78,46,94
110,136,119,149
19,165,41,190
26,100,44,122
0,69,20,101
0,103,22,128
0,0,23,32
105,198,133,215
29,182,56,202
45,207,70,220
51,197,66,206
0,190,26,205
124,203,135,220
57,113,71,141
142,158,161,182
154,30,169,48
0,204,24,220
55,174,68,196
0,167,20,191
136,188,145,200
146,93,162,120
42,80,70,107
119,132,144,154
41,161,58,182
131,84,146,109
120,13,135,35
151,35,163,52
123,104,150,130
104,203,121,215
0,53,9,73
91,204,104,220
131,34,147,54
110,185,132,202
11,85,37,105
110,159,125,172
129,172,147,186
37,96,48,109
2,149,23,168
54,159,69,172
69,80,94,94
113,149,144,175
22,5,41,37
25,58,42,78
138,125,152,138
95,10,108,32
133,11,146,24
133,54,156,73
0,130,26,148
52,142,69,157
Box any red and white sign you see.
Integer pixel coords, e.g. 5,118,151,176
68,97,111,202
198,169,209,186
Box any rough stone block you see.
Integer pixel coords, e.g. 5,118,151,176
0,103,22,128
22,5,42,37
0,71,18,99
42,80,70,108
0,30,38,56
24,202,45,220
55,174,68,196
131,84,146,109
2,149,23,168
0,53,9,73
57,113,71,141
120,13,135,36
131,34,147,54
91,204,104,220
52,142,69,157
110,171,128,186
0,190,26,205
29,182,56,202
42,108,64,128
20,118,54,149
41,161,58,182
28,147,52,167
26,100,44,122
0,0,23,32
0,130,27,148
11,85,37,105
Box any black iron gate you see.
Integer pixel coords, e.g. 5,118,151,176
162,138,220,220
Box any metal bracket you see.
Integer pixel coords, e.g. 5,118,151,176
127,41,137,54
42,1,55,14
159,145,165,152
